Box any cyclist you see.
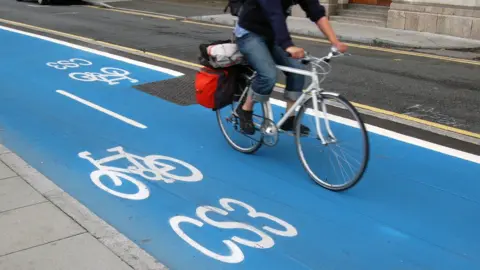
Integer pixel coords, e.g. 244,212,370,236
234,0,348,135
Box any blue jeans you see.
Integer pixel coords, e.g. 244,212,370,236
236,32,305,102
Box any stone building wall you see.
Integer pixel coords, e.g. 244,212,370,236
387,0,480,40
291,0,480,40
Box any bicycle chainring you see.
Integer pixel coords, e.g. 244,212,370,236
258,117,279,147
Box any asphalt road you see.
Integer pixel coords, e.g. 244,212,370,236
1,0,480,135
111,0,227,17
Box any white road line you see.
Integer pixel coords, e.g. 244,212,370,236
269,98,480,165
27,5,45,7
56,90,147,129
0,25,184,77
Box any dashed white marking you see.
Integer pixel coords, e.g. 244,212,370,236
56,90,147,129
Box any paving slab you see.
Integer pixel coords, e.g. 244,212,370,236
0,177,46,213
0,160,16,180
0,153,58,195
0,233,133,270
0,145,11,155
0,203,85,256
46,190,168,270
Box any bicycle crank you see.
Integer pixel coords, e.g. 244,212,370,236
258,117,279,147
227,113,278,147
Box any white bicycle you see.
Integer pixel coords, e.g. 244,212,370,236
69,67,139,85
79,146,203,200
216,48,370,191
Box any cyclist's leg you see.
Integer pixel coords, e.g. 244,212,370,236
236,32,277,134
271,46,309,134
236,33,277,107
271,46,305,106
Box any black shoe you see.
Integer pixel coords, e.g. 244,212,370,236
280,116,310,135
236,107,255,135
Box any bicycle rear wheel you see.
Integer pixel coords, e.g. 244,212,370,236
295,93,369,191
216,86,264,154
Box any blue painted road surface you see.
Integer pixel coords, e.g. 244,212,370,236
1,25,480,270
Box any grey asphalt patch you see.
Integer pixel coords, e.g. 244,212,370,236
134,74,197,106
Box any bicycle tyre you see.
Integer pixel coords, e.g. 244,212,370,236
216,85,264,154
295,93,369,191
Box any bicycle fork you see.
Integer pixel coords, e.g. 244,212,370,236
311,93,337,145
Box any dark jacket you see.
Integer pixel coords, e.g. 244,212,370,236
238,0,326,50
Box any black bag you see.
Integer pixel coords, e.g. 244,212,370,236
224,0,245,16
214,65,244,110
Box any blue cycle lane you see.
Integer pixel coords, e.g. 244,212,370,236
0,25,479,270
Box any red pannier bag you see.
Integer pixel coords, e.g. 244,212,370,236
195,67,228,109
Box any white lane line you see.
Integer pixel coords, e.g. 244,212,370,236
0,25,184,77
56,90,147,129
27,5,48,8
269,98,480,165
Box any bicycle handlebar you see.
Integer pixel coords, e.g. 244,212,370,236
301,47,345,64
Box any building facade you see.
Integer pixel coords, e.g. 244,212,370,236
292,0,480,40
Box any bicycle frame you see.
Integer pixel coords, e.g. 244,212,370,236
237,57,338,145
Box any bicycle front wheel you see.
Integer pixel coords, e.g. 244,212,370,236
295,93,369,191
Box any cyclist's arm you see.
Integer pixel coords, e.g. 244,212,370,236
316,17,340,45
297,0,346,51
256,0,294,50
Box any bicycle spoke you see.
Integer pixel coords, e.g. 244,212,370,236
329,146,355,181
331,144,362,167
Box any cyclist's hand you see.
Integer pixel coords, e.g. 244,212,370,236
332,41,348,53
286,46,305,59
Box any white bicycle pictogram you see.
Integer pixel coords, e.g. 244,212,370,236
79,146,203,200
69,67,139,85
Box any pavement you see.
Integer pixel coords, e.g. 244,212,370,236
188,14,480,50
87,0,480,51
0,144,164,270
